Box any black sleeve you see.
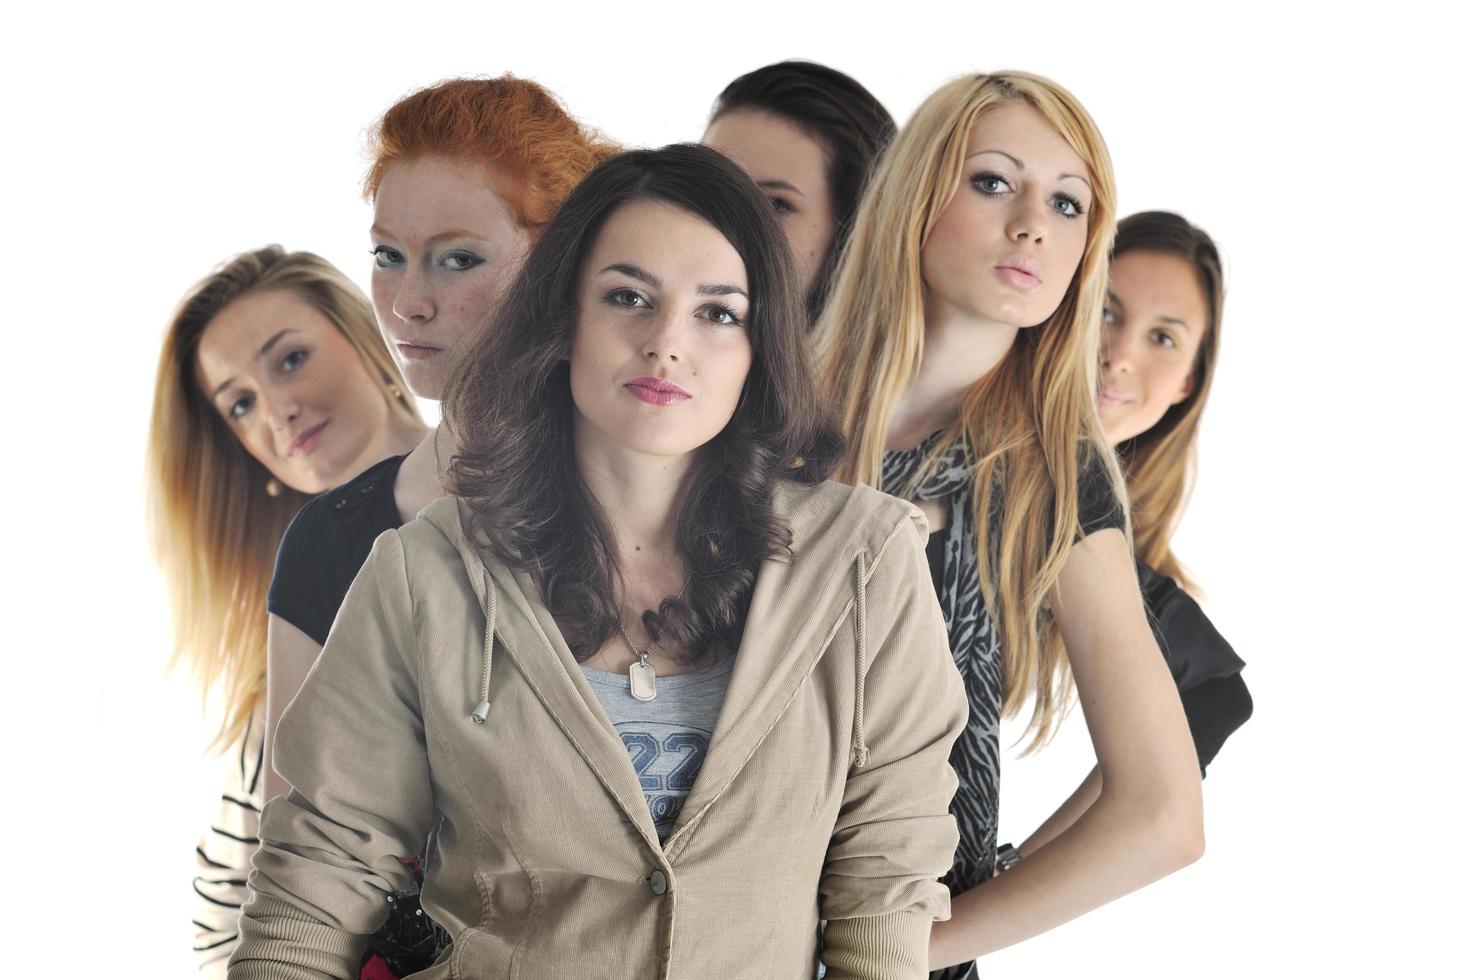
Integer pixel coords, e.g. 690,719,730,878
1136,561,1251,775
267,499,339,648
1075,450,1127,540
1179,674,1253,774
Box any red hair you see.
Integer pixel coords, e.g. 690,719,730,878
365,75,617,233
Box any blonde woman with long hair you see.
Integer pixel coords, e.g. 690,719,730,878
148,245,424,976
815,73,1203,974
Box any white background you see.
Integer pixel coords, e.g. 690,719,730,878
3,1,1464,975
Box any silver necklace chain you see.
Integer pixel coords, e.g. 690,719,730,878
617,574,692,666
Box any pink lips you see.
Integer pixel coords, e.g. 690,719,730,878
1096,386,1130,407
287,420,329,457
996,256,1042,290
625,376,691,406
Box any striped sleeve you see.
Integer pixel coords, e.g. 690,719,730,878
192,713,265,977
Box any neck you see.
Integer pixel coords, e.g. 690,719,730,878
572,419,691,583
394,419,451,522
886,296,1019,451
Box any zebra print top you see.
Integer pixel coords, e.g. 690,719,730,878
883,433,1123,980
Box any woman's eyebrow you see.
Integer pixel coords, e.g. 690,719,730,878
757,178,805,197
697,283,748,299
600,262,661,288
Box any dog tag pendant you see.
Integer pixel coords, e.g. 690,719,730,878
629,658,657,702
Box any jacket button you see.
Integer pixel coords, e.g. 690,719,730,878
334,497,348,510
646,870,668,896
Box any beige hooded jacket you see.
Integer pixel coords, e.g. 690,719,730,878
231,480,967,979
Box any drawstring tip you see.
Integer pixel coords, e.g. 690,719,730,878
471,701,490,724
854,745,869,768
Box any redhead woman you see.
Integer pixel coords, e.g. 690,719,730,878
230,144,966,980
703,60,895,324
146,245,424,977
814,73,1204,976
264,75,616,802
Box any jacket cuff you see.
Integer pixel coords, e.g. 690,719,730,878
822,910,933,980
228,894,368,979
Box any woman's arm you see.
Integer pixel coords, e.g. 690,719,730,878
262,616,321,803
232,531,433,979
820,515,969,980
928,528,1204,967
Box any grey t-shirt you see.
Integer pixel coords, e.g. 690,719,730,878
580,656,735,841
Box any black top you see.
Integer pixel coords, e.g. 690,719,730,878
922,530,1252,774
268,453,409,646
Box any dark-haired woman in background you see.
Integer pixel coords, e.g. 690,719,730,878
232,144,966,980
146,246,424,977
704,60,895,323
1017,211,1252,855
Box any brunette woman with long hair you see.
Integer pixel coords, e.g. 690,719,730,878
231,144,966,980
147,245,423,977
814,72,1204,975
1022,212,1253,852
703,60,895,323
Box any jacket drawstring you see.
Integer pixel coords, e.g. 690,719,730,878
852,550,870,768
471,565,497,724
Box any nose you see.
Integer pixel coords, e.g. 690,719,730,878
643,308,683,364
259,386,302,432
1100,325,1137,374
392,265,434,323
1006,188,1049,245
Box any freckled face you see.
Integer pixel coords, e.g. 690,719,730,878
569,199,753,461
921,101,1093,329
1096,250,1208,445
195,289,393,493
369,155,530,399
704,108,835,302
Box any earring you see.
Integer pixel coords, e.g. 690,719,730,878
388,383,404,402
265,478,282,498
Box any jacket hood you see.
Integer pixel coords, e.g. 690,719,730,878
415,480,927,771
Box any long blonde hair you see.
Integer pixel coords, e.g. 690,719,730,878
1110,211,1226,595
816,71,1122,747
146,246,419,751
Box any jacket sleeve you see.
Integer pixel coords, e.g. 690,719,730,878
230,530,433,979
820,513,968,980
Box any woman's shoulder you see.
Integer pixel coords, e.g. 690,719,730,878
278,453,409,559
776,479,927,552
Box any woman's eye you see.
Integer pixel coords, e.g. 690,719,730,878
370,245,404,268
1151,329,1177,349
228,394,254,420
1052,194,1086,218
441,250,485,272
971,173,1011,196
1101,307,1118,326
606,287,650,309
769,196,795,216
702,303,744,327
281,349,308,372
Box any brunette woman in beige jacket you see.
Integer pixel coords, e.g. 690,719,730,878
231,145,967,979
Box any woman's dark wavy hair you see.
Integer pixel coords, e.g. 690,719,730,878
443,143,845,662
710,60,897,323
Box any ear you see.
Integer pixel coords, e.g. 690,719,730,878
1171,369,1197,406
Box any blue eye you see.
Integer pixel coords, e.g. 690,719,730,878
281,349,308,372
441,250,485,272
1151,329,1177,349
228,394,254,420
371,245,404,268
702,303,744,327
971,172,1012,196
1052,194,1086,219
1101,307,1118,326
